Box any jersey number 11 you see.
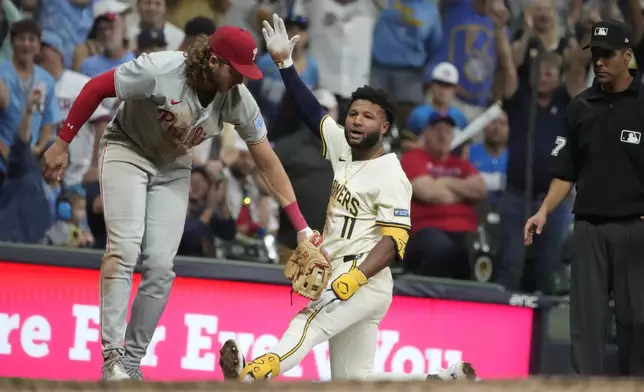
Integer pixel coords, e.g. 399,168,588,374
341,216,357,239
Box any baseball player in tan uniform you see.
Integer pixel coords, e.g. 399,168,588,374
42,26,318,381
218,15,478,383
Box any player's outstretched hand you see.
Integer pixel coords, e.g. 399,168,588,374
42,138,69,181
261,13,300,67
524,209,547,246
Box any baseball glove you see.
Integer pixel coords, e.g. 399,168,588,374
284,231,332,301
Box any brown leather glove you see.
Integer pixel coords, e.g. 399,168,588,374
284,231,332,300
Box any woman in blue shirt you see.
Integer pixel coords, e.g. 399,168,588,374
248,15,319,134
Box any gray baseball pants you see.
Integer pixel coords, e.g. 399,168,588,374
98,139,190,369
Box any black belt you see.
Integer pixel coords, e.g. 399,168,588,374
342,254,363,263
111,117,123,132
576,214,644,225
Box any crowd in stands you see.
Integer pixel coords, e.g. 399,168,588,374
1,0,643,295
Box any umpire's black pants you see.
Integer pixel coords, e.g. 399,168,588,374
571,218,644,376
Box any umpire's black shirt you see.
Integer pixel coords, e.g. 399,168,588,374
552,72,644,218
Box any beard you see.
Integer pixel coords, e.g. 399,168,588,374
344,128,381,151
207,69,222,91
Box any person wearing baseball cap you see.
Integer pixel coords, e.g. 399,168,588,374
424,112,458,157
41,31,66,65
126,0,184,52
404,62,468,152
80,8,136,78
93,0,131,20
70,1,131,72
400,110,485,280
43,12,320,383
136,28,167,55
201,25,263,83
426,111,457,128
536,19,644,377
583,20,632,51
583,20,633,85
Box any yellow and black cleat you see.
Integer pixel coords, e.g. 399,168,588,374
239,352,281,380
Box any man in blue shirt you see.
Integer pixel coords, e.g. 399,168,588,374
39,0,95,69
370,0,442,129
427,0,509,121
80,12,135,77
0,0,23,62
403,61,468,152
0,20,61,184
466,110,508,206
493,41,587,294
0,90,56,243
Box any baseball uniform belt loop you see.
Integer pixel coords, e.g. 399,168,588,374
110,118,122,133
342,254,363,263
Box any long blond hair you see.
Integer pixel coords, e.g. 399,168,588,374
183,34,211,87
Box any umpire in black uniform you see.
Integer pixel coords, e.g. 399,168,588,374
524,20,644,376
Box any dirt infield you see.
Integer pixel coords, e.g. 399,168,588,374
1,378,643,392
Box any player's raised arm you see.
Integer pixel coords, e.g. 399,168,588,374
222,84,316,241
262,14,328,135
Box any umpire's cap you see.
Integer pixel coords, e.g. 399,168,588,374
584,20,632,51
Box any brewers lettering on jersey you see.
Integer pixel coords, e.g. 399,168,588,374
42,26,320,382
218,14,478,383
321,115,412,262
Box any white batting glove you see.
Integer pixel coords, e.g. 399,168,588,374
261,13,300,69
310,288,341,313
309,268,367,313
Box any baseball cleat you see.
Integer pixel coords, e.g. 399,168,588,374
219,339,246,380
427,361,478,381
102,357,130,381
126,367,144,381
461,362,479,380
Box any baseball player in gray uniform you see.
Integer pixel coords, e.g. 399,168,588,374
42,26,318,381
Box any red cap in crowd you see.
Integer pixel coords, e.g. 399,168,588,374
208,26,263,80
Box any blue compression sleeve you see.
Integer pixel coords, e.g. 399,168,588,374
279,65,327,137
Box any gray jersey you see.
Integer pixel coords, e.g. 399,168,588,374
105,51,267,166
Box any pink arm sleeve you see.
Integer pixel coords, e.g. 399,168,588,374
284,202,308,233
58,69,117,143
